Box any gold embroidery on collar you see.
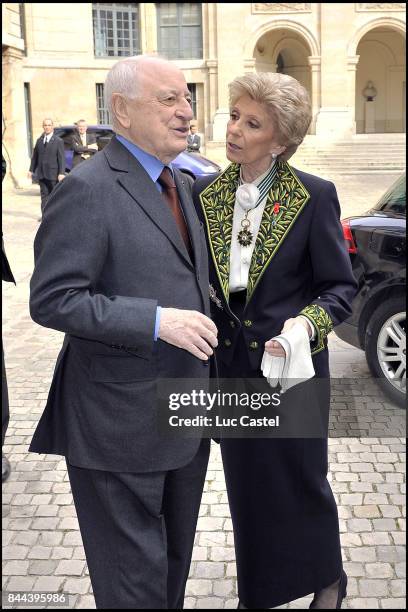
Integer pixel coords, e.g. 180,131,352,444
199,161,311,306
199,163,240,303
247,161,310,302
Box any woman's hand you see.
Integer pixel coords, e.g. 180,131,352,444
264,317,312,357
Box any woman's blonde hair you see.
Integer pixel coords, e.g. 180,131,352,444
228,72,312,161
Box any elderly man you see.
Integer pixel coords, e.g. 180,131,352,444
71,119,98,167
29,55,217,609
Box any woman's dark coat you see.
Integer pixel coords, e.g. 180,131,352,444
193,160,357,608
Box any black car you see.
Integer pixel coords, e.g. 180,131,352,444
336,174,406,407
53,125,221,179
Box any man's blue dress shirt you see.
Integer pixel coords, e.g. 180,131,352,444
116,135,176,341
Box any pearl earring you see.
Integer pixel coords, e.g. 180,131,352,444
271,153,277,160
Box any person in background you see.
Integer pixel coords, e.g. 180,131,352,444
187,123,201,153
28,118,65,219
2,155,16,482
71,120,98,167
29,55,217,609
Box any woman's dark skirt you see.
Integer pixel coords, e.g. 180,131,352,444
219,291,342,608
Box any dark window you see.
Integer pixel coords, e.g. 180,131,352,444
96,84,111,124
375,175,406,216
187,83,197,119
93,3,141,57
19,4,27,54
24,83,33,157
157,3,202,59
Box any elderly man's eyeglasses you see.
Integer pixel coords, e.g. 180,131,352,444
157,94,192,108
130,94,192,108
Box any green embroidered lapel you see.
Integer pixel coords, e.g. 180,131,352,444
199,163,240,303
247,161,311,302
199,161,310,307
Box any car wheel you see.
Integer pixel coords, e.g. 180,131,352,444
365,297,406,408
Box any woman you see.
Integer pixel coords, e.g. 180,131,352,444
193,73,357,609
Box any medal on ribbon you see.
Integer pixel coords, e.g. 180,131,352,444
235,183,260,247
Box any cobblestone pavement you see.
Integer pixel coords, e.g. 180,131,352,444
2,173,406,609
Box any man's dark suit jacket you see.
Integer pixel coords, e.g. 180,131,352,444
29,136,211,473
71,131,98,167
193,161,357,377
29,134,65,180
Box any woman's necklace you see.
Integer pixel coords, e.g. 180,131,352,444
236,164,278,247
236,183,260,247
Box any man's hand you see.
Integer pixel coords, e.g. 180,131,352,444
27,171,33,180
159,308,218,361
88,143,98,151
264,316,311,357
57,174,65,182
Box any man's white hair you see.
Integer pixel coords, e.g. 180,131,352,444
104,54,167,129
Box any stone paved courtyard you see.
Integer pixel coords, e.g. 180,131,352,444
2,172,406,609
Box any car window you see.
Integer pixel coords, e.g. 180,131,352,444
54,127,114,151
88,129,114,150
55,129,75,150
375,175,406,216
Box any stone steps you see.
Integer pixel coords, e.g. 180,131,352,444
298,159,405,162
205,136,406,174
291,138,405,174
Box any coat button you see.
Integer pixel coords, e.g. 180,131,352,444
244,320,253,327
224,339,232,348
249,341,258,350
229,320,236,328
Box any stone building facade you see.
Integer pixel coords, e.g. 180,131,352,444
2,2,406,186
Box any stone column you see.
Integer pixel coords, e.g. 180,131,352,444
142,3,158,54
2,47,29,188
204,2,218,141
210,3,245,142
206,60,218,141
347,55,359,136
315,2,355,139
308,56,321,135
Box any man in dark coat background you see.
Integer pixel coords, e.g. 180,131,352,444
187,123,201,153
29,55,218,609
28,118,65,217
70,119,98,168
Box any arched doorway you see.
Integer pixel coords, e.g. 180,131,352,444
355,26,405,133
253,28,313,131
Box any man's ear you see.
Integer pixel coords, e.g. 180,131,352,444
111,94,131,130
